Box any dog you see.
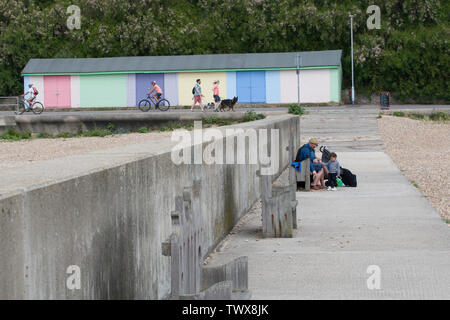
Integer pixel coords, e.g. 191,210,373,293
203,102,215,110
219,96,238,112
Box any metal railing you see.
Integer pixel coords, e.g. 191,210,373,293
0,96,19,113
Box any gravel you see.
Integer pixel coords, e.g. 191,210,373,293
0,131,173,172
378,116,450,221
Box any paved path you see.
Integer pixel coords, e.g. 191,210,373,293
206,108,450,299
1,104,449,117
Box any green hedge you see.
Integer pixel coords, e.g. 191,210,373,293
0,0,448,103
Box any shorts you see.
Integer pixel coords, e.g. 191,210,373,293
194,95,202,103
155,93,162,99
214,95,221,103
312,163,322,173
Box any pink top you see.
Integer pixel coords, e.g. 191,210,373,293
154,84,162,94
213,87,219,95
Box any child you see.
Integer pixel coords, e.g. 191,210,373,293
322,152,340,191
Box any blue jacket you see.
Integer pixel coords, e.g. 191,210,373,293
295,143,317,172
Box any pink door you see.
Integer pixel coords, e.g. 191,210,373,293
44,76,71,108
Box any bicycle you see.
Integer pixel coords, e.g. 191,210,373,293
17,98,44,115
138,94,170,112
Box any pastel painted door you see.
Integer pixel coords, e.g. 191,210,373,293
44,76,71,108
135,74,164,105
236,71,266,104
236,72,251,103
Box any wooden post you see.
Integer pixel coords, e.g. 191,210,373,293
162,179,250,299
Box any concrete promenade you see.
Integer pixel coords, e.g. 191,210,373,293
206,108,450,299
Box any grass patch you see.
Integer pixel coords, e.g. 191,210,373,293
241,110,266,122
0,128,32,141
158,121,186,132
138,127,150,133
428,112,450,121
1,113,267,141
393,111,405,117
106,122,116,132
409,180,420,189
37,132,53,139
288,104,306,116
391,111,449,122
56,132,77,138
80,129,111,137
408,113,425,120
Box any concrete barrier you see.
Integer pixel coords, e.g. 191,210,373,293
1,112,280,135
0,114,300,299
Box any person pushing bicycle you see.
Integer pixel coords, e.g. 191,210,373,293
20,83,37,111
148,81,162,103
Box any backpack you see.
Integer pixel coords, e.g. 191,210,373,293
33,87,39,96
192,87,196,95
340,167,357,187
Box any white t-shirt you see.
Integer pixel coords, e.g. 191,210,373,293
25,87,34,99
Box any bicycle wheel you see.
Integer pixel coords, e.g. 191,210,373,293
138,99,152,112
17,101,26,115
32,102,44,114
157,99,170,111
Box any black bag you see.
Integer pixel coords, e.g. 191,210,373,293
192,87,196,94
320,146,331,163
340,167,357,187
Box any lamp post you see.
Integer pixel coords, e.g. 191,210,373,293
296,53,302,106
349,14,355,106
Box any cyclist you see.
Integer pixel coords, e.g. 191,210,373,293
20,83,36,111
147,81,162,103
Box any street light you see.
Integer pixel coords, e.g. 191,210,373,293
349,14,355,106
296,53,302,106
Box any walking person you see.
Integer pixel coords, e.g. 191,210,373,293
191,79,205,112
212,80,221,111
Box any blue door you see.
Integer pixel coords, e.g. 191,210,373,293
136,74,164,105
236,71,266,104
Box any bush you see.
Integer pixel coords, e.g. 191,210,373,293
288,104,306,116
138,127,149,133
107,123,116,132
241,111,266,122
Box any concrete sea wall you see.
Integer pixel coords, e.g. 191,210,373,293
0,115,300,299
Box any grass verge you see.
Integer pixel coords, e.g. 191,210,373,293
0,112,266,142
392,111,449,122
